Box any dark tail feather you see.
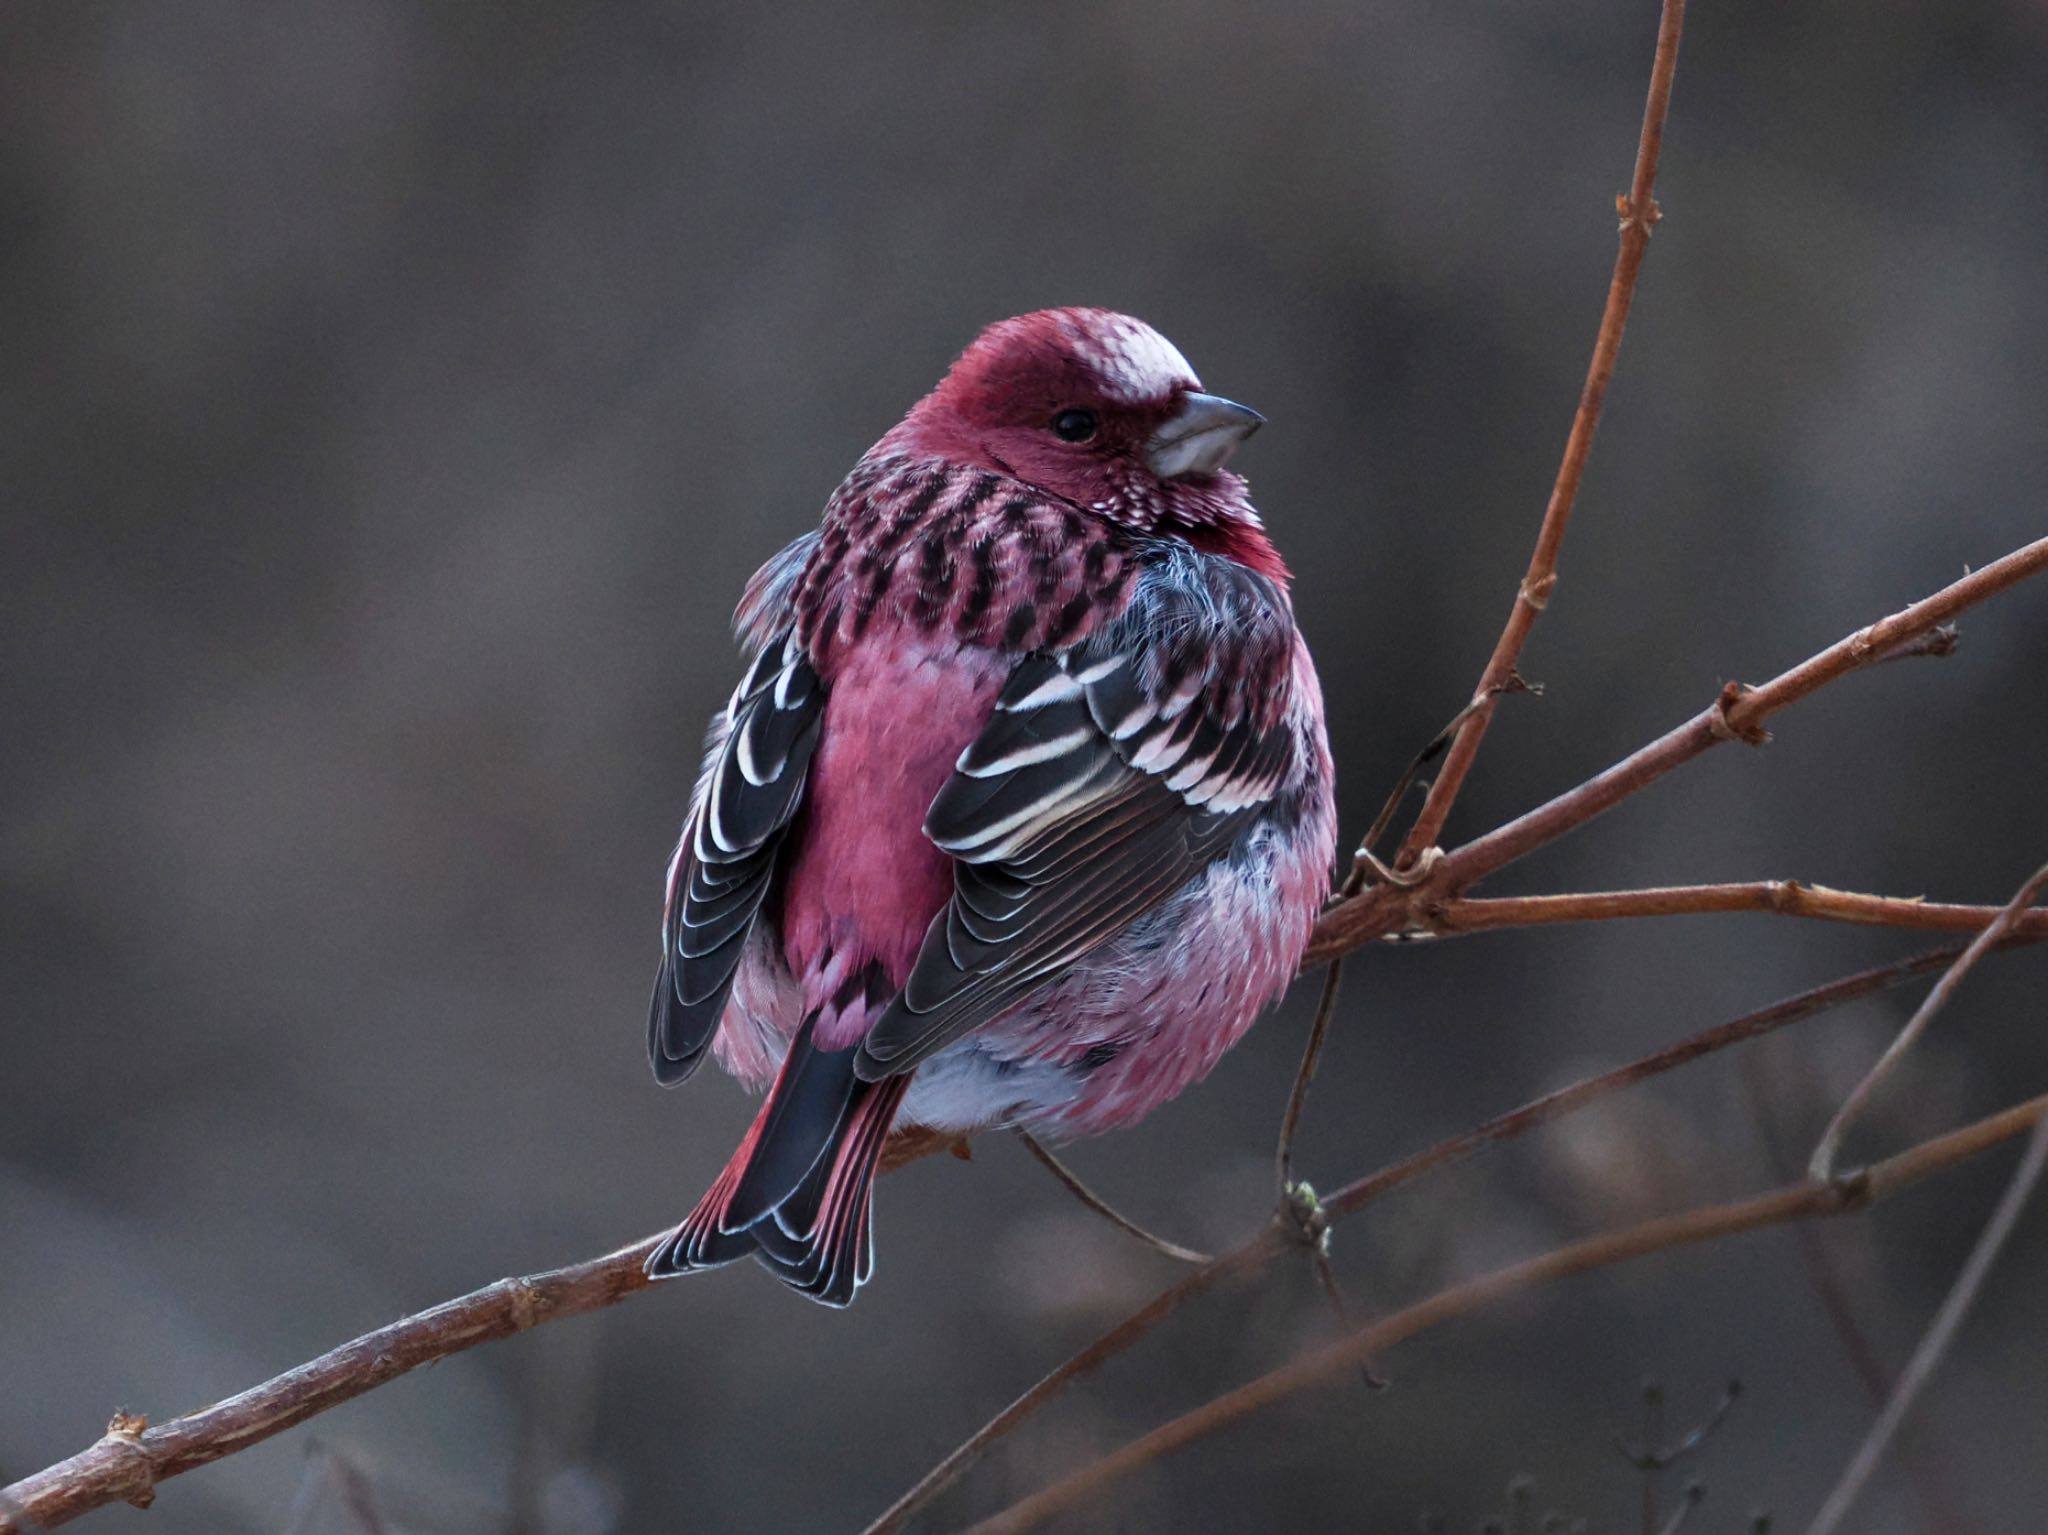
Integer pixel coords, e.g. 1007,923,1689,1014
758,1071,910,1304
647,1016,910,1307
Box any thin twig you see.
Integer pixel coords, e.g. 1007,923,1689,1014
1639,1382,1664,1534
1281,696,1522,1199
1319,944,1985,1222
1308,1245,1388,1391
1276,960,1347,1195
1306,533,2048,968
0,1236,673,1533
1614,1380,1740,1471
1395,0,1687,865
856,1248,1272,1535
1739,1052,1981,1535
1349,689,1515,891
1012,1129,1210,1265
1803,1113,2048,1535
1656,1484,1706,1535
860,942,1987,1533
961,1096,2048,1535
1423,882,2048,942
1810,860,2048,1179
1280,697,1502,1193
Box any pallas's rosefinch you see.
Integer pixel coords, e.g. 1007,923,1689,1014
647,309,1335,1304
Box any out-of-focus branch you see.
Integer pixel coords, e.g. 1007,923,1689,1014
859,941,1994,1534
1313,944,2003,1223
1804,1112,2048,1535
1306,532,2048,968
857,1245,1276,1535
1809,860,2048,1180
1393,0,1688,866
962,1095,2048,1535
1419,881,2048,941
1739,1053,1981,1535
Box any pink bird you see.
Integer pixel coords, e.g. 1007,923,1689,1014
646,309,1335,1304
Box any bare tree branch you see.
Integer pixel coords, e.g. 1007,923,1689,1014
1395,0,1688,865
0,1238,661,1532
1422,881,2048,942
961,1095,2048,1535
1306,532,2048,968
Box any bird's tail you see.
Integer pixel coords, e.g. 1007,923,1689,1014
647,1010,909,1307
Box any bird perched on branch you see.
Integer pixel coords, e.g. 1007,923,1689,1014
646,309,1335,1304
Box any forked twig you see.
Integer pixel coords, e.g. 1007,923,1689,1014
1306,533,2048,967
1810,860,2048,1180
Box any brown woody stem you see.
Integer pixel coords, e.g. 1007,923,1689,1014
1421,881,2048,941
1307,533,2048,968
1396,0,1687,863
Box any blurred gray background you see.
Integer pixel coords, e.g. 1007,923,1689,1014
5,2,2048,1531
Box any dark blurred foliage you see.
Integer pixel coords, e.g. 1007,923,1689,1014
5,2,2048,1531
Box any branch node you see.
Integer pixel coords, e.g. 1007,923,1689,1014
502,1277,547,1333
1827,1168,1874,1213
1617,192,1664,234
1707,683,1770,746
1519,572,1559,611
1765,880,1806,912
97,1411,158,1509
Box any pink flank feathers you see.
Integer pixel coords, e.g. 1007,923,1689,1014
645,309,1336,1305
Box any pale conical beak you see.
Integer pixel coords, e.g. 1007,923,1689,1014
1144,392,1264,479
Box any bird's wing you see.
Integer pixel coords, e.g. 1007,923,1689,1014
855,546,1299,1082
650,534,825,1085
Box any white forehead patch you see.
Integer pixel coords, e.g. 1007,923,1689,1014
1062,313,1200,405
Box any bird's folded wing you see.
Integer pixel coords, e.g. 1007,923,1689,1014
650,628,823,1083
855,552,1297,1081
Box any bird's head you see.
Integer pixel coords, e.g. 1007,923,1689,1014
894,308,1268,541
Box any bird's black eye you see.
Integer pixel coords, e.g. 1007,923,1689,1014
1052,408,1099,443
